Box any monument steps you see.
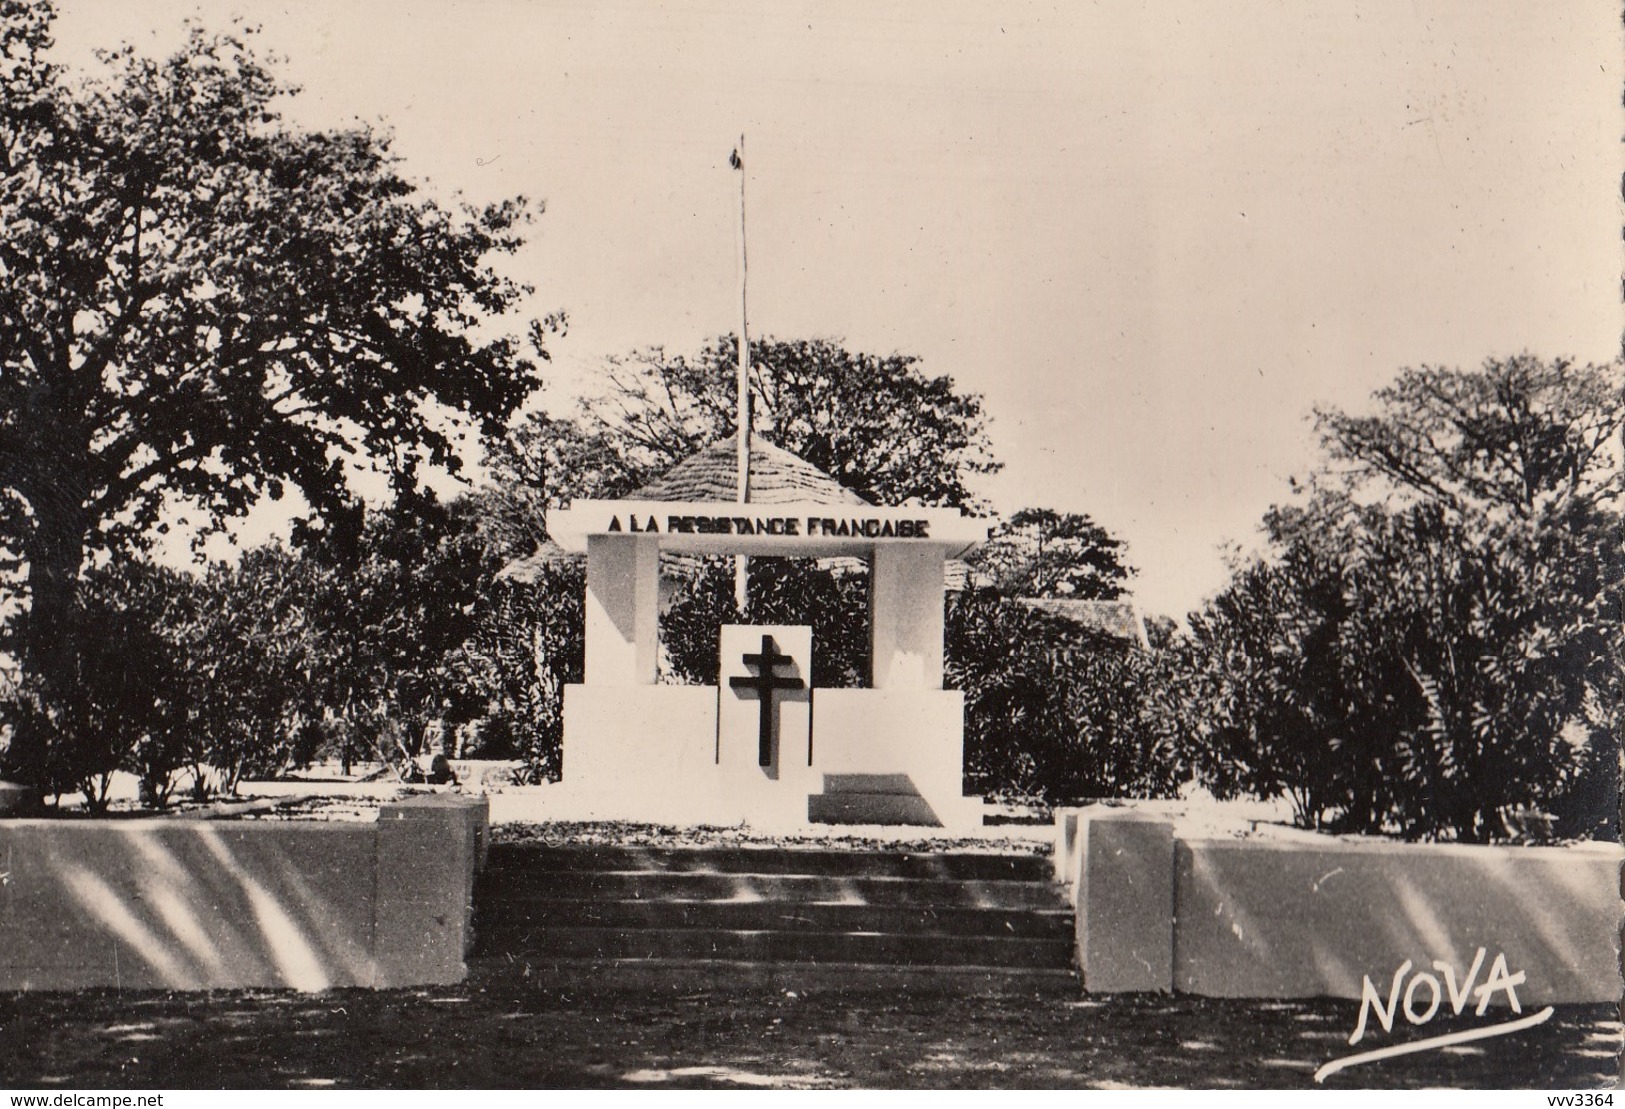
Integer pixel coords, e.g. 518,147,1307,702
476,925,1070,967
476,898,1072,937
471,958,1080,997
806,772,946,826
491,843,1050,880
473,843,1079,995
478,869,1066,908
807,792,941,825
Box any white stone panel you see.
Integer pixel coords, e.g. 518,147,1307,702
583,534,660,685
551,499,986,557
811,687,967,814
561,683,721,813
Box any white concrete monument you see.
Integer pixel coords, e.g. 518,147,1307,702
547,434,986,827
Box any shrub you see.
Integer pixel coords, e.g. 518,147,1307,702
946,591,1184,803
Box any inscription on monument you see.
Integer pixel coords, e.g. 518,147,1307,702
604,513,931,538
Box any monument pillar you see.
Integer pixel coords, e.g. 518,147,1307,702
869,544,946,690
583,534,660,685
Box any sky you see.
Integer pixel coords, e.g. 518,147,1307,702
49,1,1622,619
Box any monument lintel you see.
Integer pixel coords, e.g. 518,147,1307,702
550,498,985,557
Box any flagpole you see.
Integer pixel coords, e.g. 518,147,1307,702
732,134,751,611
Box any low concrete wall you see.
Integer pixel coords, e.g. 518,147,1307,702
0,793,487,992
1057,806,1623,1003
1070,811,1176,993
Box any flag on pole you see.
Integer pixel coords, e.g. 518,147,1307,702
731,134,750,608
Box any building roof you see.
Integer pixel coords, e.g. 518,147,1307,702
816,555,984,590
493,540,584,584
943,558,991,592
1009,598,1149,648
630,433,871,506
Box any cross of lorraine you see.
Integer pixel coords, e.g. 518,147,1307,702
729,634,806,768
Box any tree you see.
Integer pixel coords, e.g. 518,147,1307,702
0,5,547,789
489,336,1000,518
970,507,1133,599
1316,354,1622,839
473,410,627,556
1313,354,1621,523
1177,355,1623,841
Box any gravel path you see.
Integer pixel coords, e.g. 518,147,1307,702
492,819,1052,854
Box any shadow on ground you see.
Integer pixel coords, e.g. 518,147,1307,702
1,958,1618,1089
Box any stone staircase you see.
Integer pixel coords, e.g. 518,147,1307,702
471,843,1079,995
806,773,942,826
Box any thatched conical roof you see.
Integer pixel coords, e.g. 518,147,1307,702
630,433,870,506
1010,598,1149,647
493,539,583,584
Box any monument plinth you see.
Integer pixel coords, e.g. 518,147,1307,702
545,435,985,827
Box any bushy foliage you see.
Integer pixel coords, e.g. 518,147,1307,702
162,546,326,796
660,557,869,689
9,492,588,803
946,591,1184,803
203,496,583,785
1174,539,1358,829
1176,355,1622,841
2,563,188,810
0,555,314,810
450,564,584,781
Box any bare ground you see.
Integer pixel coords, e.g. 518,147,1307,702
1,963,1617,1090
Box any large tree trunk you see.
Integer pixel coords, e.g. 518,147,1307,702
5,470,92,796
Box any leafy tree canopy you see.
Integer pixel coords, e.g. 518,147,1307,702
0,2,549,787
1311,353,1622,524
484,336,1000,532
969,506,1133,599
